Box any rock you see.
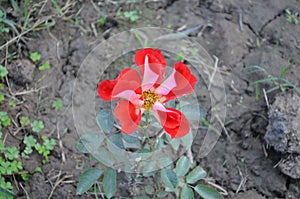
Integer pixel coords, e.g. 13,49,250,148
8,59,35,86
264,91,300,179
279,155,300,179
265,91,300,154
235,190,266,199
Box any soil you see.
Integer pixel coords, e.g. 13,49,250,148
1,0,300,198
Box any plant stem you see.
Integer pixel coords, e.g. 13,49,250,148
143,111,151,148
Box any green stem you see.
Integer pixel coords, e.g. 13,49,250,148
143,111,151,148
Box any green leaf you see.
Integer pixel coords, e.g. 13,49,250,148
194,184,223,199
8,100,17,107
161,168,178,189
76,168,103,195
0,94,5,103
181,130,193,148
99,16,106,26
170,138,180,151
23,135,37,147
0,65,8,77
76,132,104,153
39,61,50,71
5,147,19,160
186,166,207,184
52,99,63,111
108,134,124,149
133,196,150,199
103,169,117,199
175,156,190,177
93,147,115,167
156,191,168,198
0,112,11,127
145,185,155,195
180,184,194,199
20,116,30,126
107,134,126,161
31,120,44,133
96,109,114,134
142,161,157,177
30,52,41,62
43,138,56,150
0,186,14,198
122,133,141,149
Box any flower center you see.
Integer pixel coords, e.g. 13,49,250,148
142,90,160,110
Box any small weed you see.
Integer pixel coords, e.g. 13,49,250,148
176,52,185,61
0,112,11,127
31,120,44,133
39,61,51,71
243,57,300,100
123,10,139,22
0,94,5,103
99,16,106,26
0,65,8,78
285,9,299,25
0,10,10,33
35,135,56,164
30,52,41,62
9,100,17,107
52,99,63,112
20,116,30,127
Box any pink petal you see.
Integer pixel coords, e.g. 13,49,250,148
98,68,143,106
155,62,197,102
114,100,142,134
141,55,160,90
134,48,167,88
98,68,133,101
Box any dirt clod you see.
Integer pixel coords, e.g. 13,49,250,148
7,59,35,86
265,91,300,179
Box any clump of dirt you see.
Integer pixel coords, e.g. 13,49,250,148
264,91,300,179
7,59,35,86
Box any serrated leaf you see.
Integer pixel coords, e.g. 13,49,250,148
175,156,190,177
76,132,104,153
103,169,117,199
161,168,178,190
186,166,207,184
76,168,103,195
180,184,194,199
96,109,114,133
194,184,223,199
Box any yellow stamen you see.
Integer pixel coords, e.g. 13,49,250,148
142,90,160,110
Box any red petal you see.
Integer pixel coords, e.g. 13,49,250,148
156,62,197,102
134,48,167,86
98,68,142,103
155,107,190,138
114,100,142,134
